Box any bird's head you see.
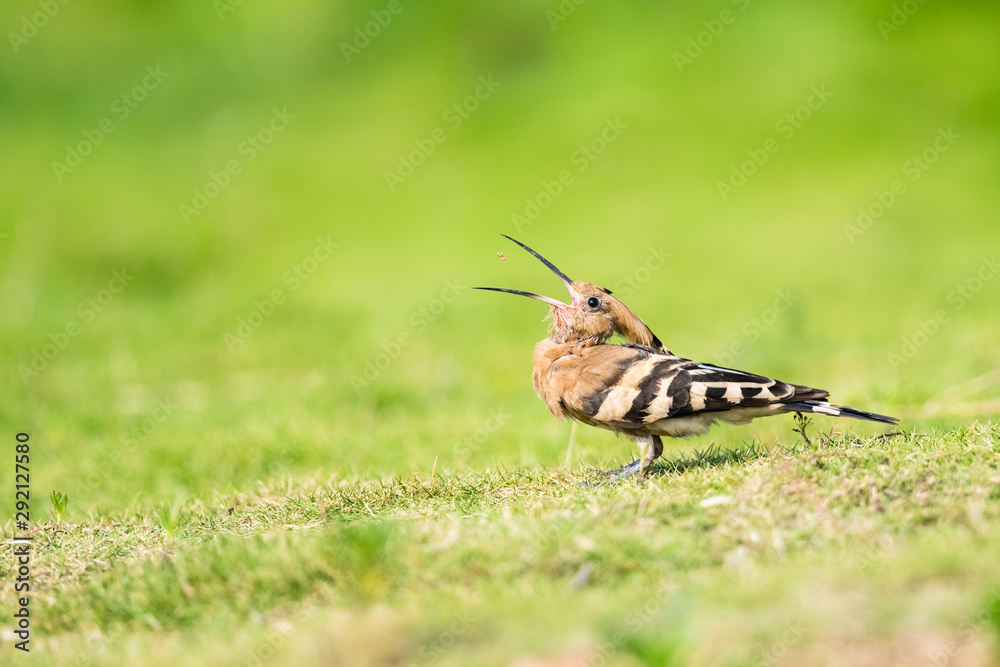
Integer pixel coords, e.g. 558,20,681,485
476,236,664,348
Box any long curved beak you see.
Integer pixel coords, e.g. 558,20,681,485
472,287,568,308
474,236,579,308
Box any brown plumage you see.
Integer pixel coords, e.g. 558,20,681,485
478,236,898,479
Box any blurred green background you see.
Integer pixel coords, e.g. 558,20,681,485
1,0,998,517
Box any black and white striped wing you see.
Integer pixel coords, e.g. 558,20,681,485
657,361,898,424
569,347,825,428
652,361,829,420
567,345,897,428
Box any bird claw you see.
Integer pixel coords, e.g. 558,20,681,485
579,459,645,486
600,459,644,478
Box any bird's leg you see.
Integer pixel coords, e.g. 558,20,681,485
647,435,664,472
598,458,643,479
636,435,663,477
597,435,663,480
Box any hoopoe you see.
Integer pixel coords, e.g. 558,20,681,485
477,236,898,479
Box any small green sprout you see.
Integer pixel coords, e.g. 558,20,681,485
50,490,69,526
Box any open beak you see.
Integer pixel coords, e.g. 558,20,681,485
474,235,579,308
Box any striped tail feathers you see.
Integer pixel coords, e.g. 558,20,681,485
781,400,898,425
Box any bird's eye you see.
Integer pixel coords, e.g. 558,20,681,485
586,296,600,309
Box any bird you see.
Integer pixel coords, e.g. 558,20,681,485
476,235,898,479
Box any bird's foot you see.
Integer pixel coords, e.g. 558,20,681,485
600,459,644,478
580,459,645,486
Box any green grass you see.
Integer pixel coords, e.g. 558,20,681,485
5,427,1000,665
2,0,1000,664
